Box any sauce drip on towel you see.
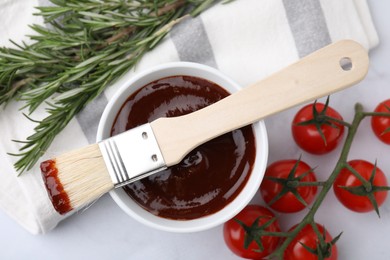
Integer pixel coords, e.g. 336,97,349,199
111,76,256,220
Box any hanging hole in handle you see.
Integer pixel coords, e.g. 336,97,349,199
340,57,353,71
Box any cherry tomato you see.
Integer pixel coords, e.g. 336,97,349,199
333,160,388,213
292,102,344,154
284,223,338,260
223,205,281,259
260,160,317,213
371,99,390,144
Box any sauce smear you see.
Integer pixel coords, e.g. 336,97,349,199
40,159,72,214
111,76,256,220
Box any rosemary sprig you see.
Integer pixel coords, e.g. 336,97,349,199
0,0,223,174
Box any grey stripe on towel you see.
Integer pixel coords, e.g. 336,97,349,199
282,0,332,58
76,93,108,143
170,16,218,68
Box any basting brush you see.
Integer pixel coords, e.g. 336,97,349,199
40,40,369,215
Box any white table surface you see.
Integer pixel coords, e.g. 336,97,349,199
1,1,390,259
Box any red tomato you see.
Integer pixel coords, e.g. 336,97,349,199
292,102,344,154
284,223,338,260
223,205,281,259
260,160,317,213
333,160,388,213
371,99,390,144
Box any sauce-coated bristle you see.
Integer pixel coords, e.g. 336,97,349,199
41,159,72,214
41,144,114,215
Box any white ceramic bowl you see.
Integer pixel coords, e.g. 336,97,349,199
96,62,268,232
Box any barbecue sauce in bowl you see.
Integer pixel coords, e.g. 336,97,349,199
111,76,256,220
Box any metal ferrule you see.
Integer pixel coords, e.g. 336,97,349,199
98,123,167,188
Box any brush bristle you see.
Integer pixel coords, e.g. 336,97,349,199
43,144,114,214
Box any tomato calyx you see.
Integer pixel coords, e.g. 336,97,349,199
234,216,284,252
265,158,321,208
338,161,390,217
295,97,349,146
300,225,342,259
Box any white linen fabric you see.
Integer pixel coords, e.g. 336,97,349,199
0,0,379,234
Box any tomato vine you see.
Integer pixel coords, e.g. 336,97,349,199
224,101,390,259
268,103,390,259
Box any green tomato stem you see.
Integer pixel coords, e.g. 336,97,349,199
323,115,353,128
363,112,390,117
343,163,371,188
287,181,327,187
260,231,292,237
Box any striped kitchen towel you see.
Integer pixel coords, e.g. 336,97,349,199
0,0,378,234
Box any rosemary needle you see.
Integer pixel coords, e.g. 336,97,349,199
0,0,225,174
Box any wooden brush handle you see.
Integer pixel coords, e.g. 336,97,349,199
151,40,369,166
